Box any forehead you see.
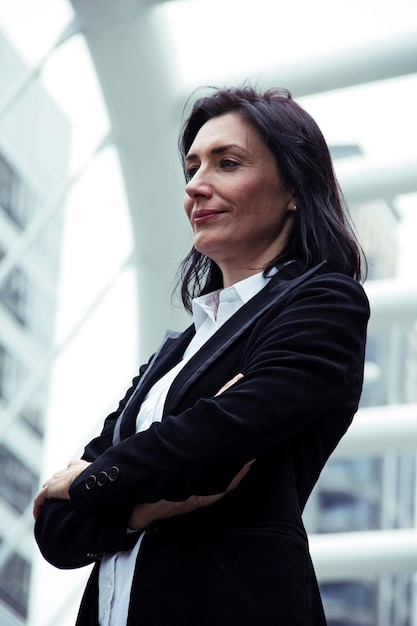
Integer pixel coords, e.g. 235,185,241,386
186,112,265,156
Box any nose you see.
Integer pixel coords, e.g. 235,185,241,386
185,167,212,200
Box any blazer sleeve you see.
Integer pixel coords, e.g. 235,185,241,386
34,361,152,568
68,273,369,510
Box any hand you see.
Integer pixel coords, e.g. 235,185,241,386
129,373,247,530
33,459,91,520
128,459,254,530
129,373,249,529
215,373,244,396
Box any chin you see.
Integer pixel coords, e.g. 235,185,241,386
193,238,221,259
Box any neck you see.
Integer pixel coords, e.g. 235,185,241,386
221,266,265,288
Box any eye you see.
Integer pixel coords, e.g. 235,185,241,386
185,166,199,182
220,159,239,170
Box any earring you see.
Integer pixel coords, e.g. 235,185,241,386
292,205,297,211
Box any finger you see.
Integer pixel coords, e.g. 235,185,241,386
215,373,244,396
33,487,48,520
227,459,255,491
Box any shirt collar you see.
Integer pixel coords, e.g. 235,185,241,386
192,268,277,332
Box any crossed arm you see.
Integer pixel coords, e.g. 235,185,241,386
33,457,252,529
33,374,247,530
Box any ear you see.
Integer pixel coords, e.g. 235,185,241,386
287,196,298,212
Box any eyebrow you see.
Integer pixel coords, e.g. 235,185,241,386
185,143,247,163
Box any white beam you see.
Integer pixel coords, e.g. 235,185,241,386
335,404,417,458
70,0,190,360
364,280,417,330
0,20,80,121
310,529,417,581
335,155,417,205
199,29,417,99
273,29,417,97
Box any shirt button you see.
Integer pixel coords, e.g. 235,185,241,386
108,466,120,482
221,291,235,302
85,475,97,490
97,471,108,487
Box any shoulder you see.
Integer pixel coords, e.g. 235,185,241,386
259,269,370,336
270,263,370,314
299,271,369,313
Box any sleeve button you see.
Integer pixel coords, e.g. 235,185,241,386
97,471,108,486
85,475,97,490
108,466,120,482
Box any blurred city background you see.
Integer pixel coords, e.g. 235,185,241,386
0,0,416,624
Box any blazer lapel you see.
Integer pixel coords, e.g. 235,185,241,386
116,261,326,439
164,261,326,414
116,327,195,441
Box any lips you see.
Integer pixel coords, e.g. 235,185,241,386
192,209,225,224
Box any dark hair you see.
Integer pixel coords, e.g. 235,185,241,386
177,86,365,312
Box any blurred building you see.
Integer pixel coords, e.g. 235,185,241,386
303,147,417,625
0,30,70,625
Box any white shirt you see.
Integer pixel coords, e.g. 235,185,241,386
98,270,275,625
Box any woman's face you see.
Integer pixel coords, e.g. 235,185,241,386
184,113,296,286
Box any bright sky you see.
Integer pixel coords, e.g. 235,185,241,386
0,1,416,624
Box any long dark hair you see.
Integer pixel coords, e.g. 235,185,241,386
177,86,365,313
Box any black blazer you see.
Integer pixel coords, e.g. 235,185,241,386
35,263,370,626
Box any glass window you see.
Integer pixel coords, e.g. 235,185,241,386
0,151,37,230
0,342,25,402
0,245,56,343
0,261,28,327
318,490,380,532
0,344,4,400
0,444,38,515
321,581,377,626
0,152,14,216
0,550,31,619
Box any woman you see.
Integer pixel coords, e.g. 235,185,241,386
34,86,369,625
